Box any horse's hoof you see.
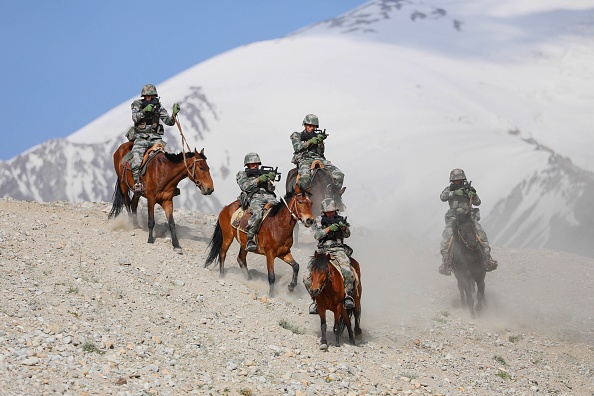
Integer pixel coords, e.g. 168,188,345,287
173,247,183,255
349,339,356,346
319,343,328,351
287,284,295,293
355,328,362,336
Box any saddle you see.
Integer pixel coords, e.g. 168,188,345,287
121,143,165,175
230,202,275,240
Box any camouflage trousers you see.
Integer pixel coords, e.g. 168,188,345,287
297,157,344,192
130,137,165,181
303,247,354,298
440,210,491,259
247,193,277,239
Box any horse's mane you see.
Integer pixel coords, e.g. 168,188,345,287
268,190,295,217
311,252,329,272
164,151,207,163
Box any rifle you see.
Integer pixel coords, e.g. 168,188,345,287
320,214,349,240
245,166,281,182
301,128,329,142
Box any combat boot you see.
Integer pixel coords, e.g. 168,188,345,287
439,256,452,276
246,232,257,252
344,290,355,309
485,255,498,271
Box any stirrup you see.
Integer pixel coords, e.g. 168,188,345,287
246,239,257,252
439,263,452,276
133,182,144,194
309,302,318,315
344,296,355,309
485,257,498,272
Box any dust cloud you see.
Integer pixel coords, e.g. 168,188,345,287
347,228,594,344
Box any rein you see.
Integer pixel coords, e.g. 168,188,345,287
174,114,205,189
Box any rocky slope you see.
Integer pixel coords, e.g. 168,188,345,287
0,198,592,395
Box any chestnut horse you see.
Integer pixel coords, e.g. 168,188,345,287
108,141,214,253
309,252,362,349
204,189,314,297
450,211,486,318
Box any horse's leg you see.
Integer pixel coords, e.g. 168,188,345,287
131,194,141,229
319,307,328,350
279,252,299,293
218,231,234,278
265,253,276,297
464,278,475,318
341,306,356,346
476,276,486,312
236,246,252,280
146,199,156,244
161,200,182,253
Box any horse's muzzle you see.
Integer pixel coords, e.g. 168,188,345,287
303,218,314,227
201,186,214,195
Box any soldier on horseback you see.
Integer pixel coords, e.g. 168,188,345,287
439,168,498,275
237,152,278,252
304,198,355,314
128,84,181,194
290,114,344,194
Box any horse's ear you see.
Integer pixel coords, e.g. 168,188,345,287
200,148,205,155
294,184,302,195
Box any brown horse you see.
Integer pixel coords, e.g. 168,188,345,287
204,189,314,297
309,252,362,349
108,141,214,253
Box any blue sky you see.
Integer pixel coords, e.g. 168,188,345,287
0,0,365,160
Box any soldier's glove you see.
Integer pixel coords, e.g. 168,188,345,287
328,223,340,232
257,174,269,183
307,136,320,145
453,188,465,196
172,103,180,115
338,221,347,228
143,104,154,113
267,171,277,180
467,190,476,199
317,133,327,141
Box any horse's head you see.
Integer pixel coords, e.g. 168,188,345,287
310,251,330,297
454,211,480,250
188,148,214,195
293,185,314,227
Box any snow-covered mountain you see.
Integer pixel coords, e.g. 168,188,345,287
2,0,594,256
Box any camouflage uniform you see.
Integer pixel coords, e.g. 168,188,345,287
440,168,497,274
303,213,353,298
291,114,344,192
236,158,278,250
129,85,176,187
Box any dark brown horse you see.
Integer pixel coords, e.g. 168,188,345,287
204,189,314,297
287,166,345,245
108,141,214,253
309,252,362,349
450,211,486,318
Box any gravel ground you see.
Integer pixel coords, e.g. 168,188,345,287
0,197,592,395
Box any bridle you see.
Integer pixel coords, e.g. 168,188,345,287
280,190,312,224
182,152,205,190
311,261,331,297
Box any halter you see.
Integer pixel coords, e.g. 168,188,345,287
311,262,331,297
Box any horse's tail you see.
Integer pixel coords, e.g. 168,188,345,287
108,179,125,219
204,221,223,268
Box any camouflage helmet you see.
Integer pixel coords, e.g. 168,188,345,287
140,84,158,97
244,152,261,166
302,114,319,127
321,198,337,212
449,168,467,182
